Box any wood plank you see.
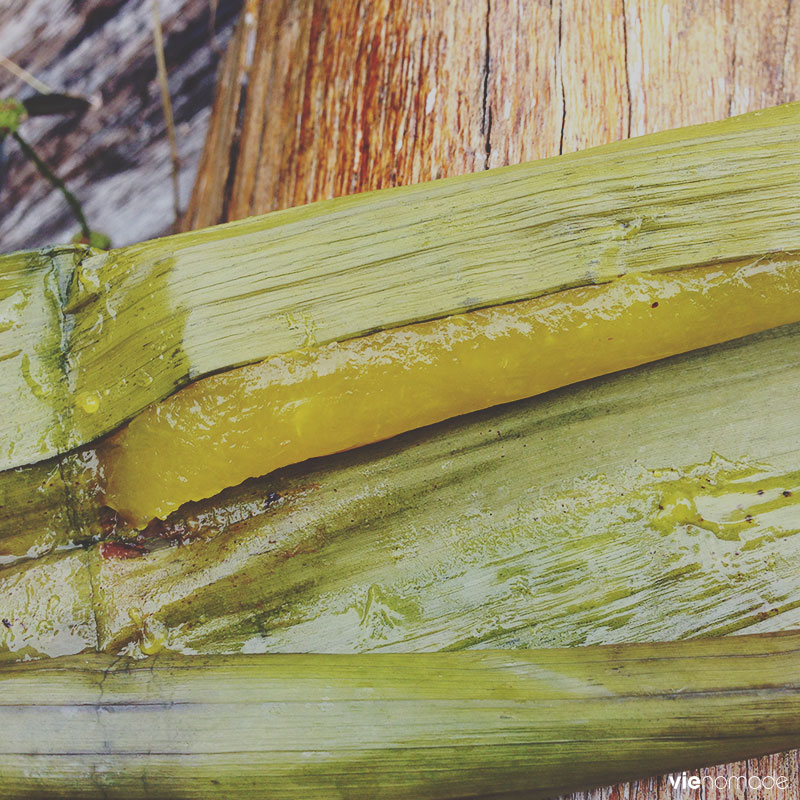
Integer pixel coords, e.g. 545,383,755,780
0,0,242,252
728,0,793,114
560,0,630,153
623,0,733,134
486,0,563,165
227,0,313,217
182,0,260,230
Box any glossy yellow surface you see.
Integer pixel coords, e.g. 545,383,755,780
101,258,800,527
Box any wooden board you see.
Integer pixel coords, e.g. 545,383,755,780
182,1,800,797
0,0,243,253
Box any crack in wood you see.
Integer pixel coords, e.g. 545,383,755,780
780,0,794,101
728,2,738,116
622,0,632,139
558,0,566,155
481,0,492,168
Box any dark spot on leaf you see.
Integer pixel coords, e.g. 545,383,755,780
100,541,145,559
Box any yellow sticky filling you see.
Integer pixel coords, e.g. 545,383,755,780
99,258,800,528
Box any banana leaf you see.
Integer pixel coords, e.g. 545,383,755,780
1,632,799,799
2,318,797,661
90,321,800,654
2,103,800,470
0,449,103,563
1,102,799,797
0,549,96,662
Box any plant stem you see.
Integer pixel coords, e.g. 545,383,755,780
152,0,182,224
0,56,54,95
12,130,91,242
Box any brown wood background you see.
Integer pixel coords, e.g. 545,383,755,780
183,2,800,797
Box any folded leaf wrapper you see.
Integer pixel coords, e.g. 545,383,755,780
0,104,800,799
2,321,798,661
2,103,800,471
1,633,800,799
90,322,800,655
0,104,799,664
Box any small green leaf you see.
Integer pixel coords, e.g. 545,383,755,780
71,230,112,250
0,98,27,134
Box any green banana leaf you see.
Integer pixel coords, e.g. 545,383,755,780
90,321,800,655
0,102,799,799
0,449,103,564
2,103,800,470
2,320,797,660
1,632,799,799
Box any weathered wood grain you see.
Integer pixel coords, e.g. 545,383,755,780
183,1,800,797
485,0,562,166
186,0,800,228
0,0,243,253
